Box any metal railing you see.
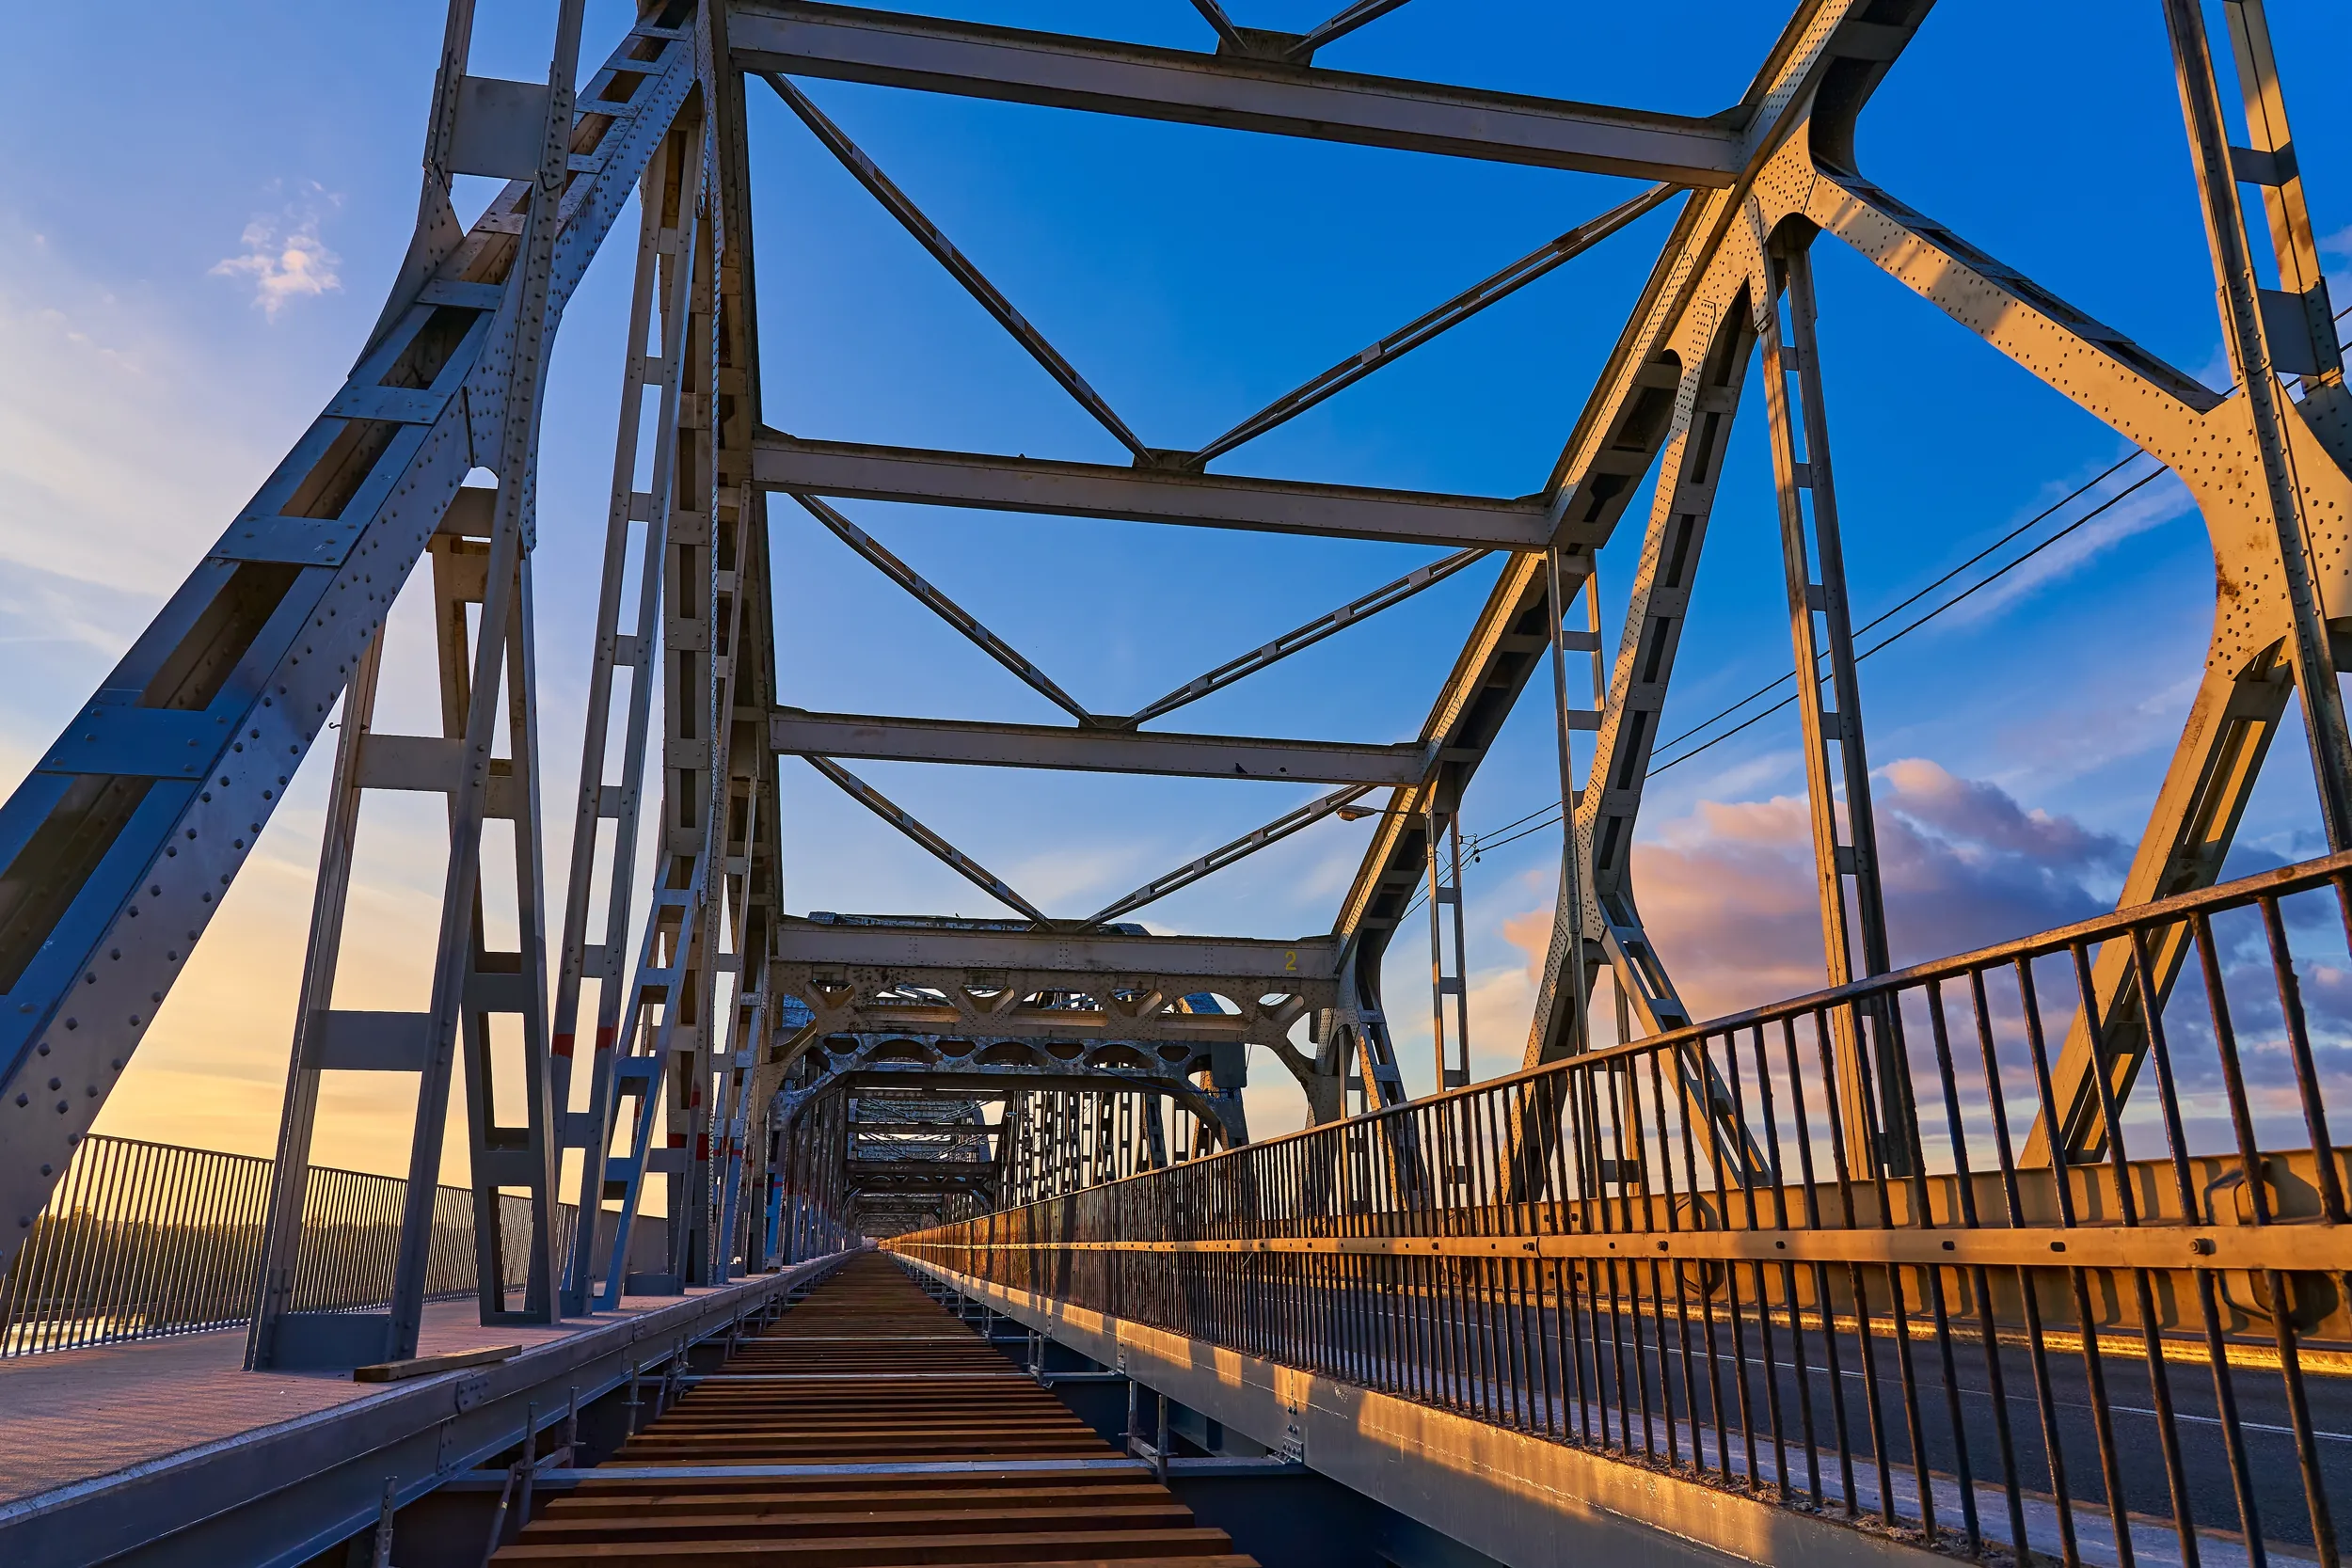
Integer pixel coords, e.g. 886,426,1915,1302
0,1135,578,1357
896,848,2352,1568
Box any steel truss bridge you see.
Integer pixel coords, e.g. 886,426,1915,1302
1,1,2350,1565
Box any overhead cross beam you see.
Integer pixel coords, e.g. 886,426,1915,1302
774,915,1340,990
730,3,1744,184
753,432,1564,549
771,707,1431,784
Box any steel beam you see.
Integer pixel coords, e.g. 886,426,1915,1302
728,3,1742,184
1189,184,1677,468
1755,232,1909,1177
772,708,1430,785
775,916,1340,989
552,119,704,1315
806,1003,1250,1042
695,0,794,1288
753,432,1558,548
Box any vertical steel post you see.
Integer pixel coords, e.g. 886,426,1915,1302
553,124,700,1312
245,634,387,1370
1546,547,1596,1057
1756,232,1910,1179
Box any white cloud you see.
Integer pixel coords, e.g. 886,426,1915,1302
209,187,342,318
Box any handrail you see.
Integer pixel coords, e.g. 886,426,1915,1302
896,847,2352,1566
0,1135,579,1357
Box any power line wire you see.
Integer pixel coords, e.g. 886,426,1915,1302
1645,452,2147,759
1425,456,2174,883
1645,463,2171,777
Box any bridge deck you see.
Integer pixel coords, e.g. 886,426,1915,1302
492,1253,1257,1565
0,1287,745,1511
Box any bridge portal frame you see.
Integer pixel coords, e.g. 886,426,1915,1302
3,0,2349,1402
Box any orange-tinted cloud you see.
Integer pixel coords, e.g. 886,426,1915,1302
1502,758,2130,1025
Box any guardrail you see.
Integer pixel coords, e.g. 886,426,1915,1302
896,848,2352,1567
0,1134,577,1356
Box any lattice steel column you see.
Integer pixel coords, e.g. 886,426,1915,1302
1545,546,1603,1054
1423,806,1470,1091
551,120,703,1315
1756,231,1912,1180
244,633,387,1370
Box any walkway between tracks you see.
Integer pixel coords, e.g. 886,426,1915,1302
491,1253,1257,1564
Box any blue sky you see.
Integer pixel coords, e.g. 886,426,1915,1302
5,1,2350,1167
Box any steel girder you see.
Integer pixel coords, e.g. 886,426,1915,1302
725,3,1743,182
771,708,1433,785
752,433,1566,549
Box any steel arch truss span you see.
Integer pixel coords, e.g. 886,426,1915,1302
8,0,2352,1390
